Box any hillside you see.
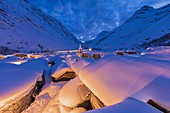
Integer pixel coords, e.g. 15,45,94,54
0,0,80,54
84,31,110,48
86,4,170,51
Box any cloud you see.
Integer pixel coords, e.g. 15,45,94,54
152,1,170,8
27,0,170,41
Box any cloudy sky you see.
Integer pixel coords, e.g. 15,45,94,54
27,0,170,42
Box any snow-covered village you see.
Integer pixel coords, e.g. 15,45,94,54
1,0,170,113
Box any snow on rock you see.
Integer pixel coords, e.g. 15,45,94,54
0,56,19,61
0,56,21,63
59,76,90,107
79,55,170,106
70,58,93,75
0,54,7,60
132,76,170,111
141,46,170,60
84,98,162,113
42,93,61,113
51,62,73,80
23,80,86,113
0,54,30,65
49,55,76,81
65,55,80,67
0,62,19,69
22,82,67,113
58,105,86,113
42,91,86,113
69,107,86,113
0,68,41,109
50,56,67,74
20,58,49,74
48,55,65,64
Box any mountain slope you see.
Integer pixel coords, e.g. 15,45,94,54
84,31,110,48
86,4,170,51
0,0,80,53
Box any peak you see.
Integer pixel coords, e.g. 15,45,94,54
158,3,170,9
97,31,110,37
100,31,110,34
140,5,154,10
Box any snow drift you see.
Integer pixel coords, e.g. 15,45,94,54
141,46,170,60
85,98,161,113
0,67,41,110
79,55,170,108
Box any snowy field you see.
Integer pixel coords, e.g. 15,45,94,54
0,47,170,113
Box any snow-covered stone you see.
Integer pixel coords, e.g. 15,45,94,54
70,107,86,113
20,58,49,74
59,77,90,107
0,68,41,110
22,82,67,113
79,55,170,106
52,62,74,80
141,46,170,60
70,58,93,75
132,76,170,111
84,98,162,113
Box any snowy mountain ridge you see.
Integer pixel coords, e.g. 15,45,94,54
86,4,170,51
84,31,110,48
0,0,80,54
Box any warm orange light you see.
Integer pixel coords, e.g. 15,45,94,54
89,48,92,51
9,60,27,65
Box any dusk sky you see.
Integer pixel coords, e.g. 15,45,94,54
27,0,170,42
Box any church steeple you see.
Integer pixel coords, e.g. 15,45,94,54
78,44,83,53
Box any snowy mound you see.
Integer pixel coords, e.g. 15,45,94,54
58,58,93,107
20,58,48,74
86,4,170,51
59,77,89,107
79,55,170,106
132,76,170,111
51,62,73,79
71,58,93,75
0,68,41,108
85,98,161,113
141,46,170,60
0,0,80,53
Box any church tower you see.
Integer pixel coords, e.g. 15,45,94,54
78,44,83,53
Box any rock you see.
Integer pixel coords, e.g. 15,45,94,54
0,80,44,113
90,93,105,109
52,72,76,82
